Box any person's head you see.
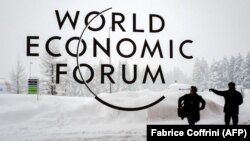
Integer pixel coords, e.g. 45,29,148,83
228,82,236,90
190,86,198,95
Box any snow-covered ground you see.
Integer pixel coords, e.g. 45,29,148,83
0,89,249,141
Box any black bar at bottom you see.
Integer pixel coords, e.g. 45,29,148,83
147,125,250,140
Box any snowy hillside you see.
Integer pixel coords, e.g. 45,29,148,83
0,89,249,141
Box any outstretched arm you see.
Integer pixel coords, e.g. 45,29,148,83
209,88,227,96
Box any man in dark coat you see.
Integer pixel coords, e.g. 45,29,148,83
209,82,243,125
178,86,206,125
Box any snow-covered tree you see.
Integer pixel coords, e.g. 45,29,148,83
229,56,236,82
40,41,61,95
243,52,250,88
199,59,209,90
69,69,90,97
5,81,11,93
192,58,201,87
9,60,27,94
57,63,74,96
192,53,250,89
233,54,244,85
192,58,209,90
208,61,221,88
216,61,225,88
220,57,230,88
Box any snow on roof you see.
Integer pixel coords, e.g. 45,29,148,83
168,83,191,90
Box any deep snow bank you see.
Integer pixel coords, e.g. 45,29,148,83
1,89,242,127
0,89,249,141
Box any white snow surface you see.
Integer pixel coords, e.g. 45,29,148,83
0,89,249,141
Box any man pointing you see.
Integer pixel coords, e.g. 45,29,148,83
209,82,243,125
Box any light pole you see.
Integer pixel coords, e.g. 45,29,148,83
109,27,112,93
29,62,33,78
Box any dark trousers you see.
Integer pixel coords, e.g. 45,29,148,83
225,112,238,125
187,116,195,125
187,114,198,125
